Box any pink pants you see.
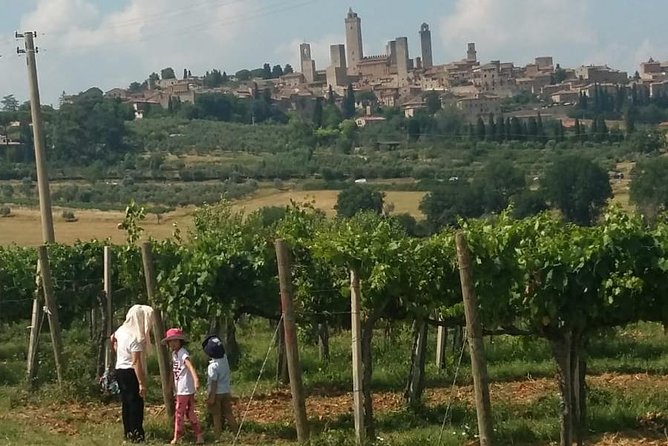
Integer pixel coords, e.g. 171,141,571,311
174,394,202,440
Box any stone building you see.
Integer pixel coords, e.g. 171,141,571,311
650,80,668,98
357,55,392,79
473,60,516,97
281,72,307,88
419,23,433,69
640,58,667,81
534,57,554,71
551,90,580,104
345,8,364,75
575,65,628,84
456,93,501,119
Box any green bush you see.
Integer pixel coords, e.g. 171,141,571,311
61,210,77,222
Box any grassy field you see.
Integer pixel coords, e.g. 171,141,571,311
0,321,667,445
0,189,425,246
0,156,636,246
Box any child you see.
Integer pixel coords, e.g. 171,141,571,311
202,334,238,440
162,328,204,445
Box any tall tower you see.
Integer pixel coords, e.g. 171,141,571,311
345,8,363,74
419,23,433,69
467,42,477,63
330,44,347,69
396,36,409,82
300,43,316,83
387,40,397,67
327,44,348,87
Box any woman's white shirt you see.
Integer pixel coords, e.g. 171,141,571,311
115,326,143,370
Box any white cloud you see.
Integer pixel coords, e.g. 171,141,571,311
14,0,261,102
21,0,100,34
633,39,657,67
440,0,595,63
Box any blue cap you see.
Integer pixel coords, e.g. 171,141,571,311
202,335,226,359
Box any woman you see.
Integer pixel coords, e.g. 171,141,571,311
111,304,155,443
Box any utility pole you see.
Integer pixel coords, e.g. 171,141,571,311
17,31,55,242
17,30,56,385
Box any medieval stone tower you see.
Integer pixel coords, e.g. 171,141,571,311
396,36,409,81
419,23,433,69
330,44,347,69
300,43,316,83
345,8,363,74
326,44,348,87
467,42,477,63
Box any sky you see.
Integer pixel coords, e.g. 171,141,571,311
0,0,667,106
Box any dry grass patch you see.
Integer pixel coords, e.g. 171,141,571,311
232,189,425,217
0,206,194,246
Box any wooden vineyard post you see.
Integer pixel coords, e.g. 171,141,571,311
406,319,428,407
140,242,175,421
26,263,43,386
455,232,494,446
350,268,366,445
275,240,310,443
104,246,113,369
37,245,64,385
436,317,448,370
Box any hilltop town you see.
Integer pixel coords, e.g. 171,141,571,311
101,8,668,125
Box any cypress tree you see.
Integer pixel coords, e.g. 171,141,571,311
527,117,538,141
510,117,522,141
624,106,636,134
468,123,475,141
313,97,324,128
342,83,356,119
476,116,486,141
536,113,545,143
599,116,609,141
498,116,506,142
327,85,335,105
487,113,496,141
521,121,529,141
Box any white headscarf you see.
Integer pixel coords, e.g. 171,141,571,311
121,304,155,355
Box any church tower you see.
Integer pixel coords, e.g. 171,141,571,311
345,8,363,74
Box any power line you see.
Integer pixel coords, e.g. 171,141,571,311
45,0,249,33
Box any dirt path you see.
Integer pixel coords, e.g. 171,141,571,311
4,372,667,444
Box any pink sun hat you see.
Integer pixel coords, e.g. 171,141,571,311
161,328,187,344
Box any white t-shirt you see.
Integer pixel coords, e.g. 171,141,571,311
207,356,231,395
114,326,143,370
172,347,196,395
